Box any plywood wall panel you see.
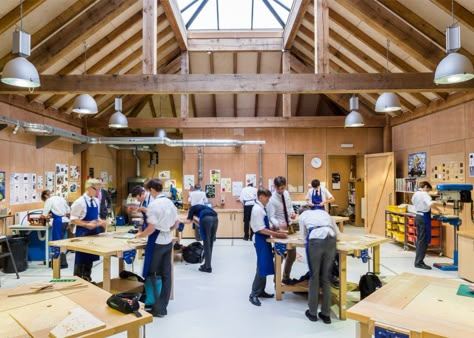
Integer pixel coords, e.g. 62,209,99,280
285,128,326,154
325,128,367,154
430,105,465,145
465,101,474,139
245,128,286,154
367,128,384,154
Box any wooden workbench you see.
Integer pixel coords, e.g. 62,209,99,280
0,277,152,337
347,272,474,338
268,233,388,320
49,231,147,294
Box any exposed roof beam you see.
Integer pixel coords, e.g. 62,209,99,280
315,0,329,73
335,0,444,70
187,38,283,51
1,73,471,94
142,0,158,74
29,0,136,72
0,0,46,36
431,0,474,31
283,0,311,49
377,0,474,65
87,116,386,129
161,0,188,50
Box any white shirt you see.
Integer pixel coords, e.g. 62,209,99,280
412,189,433,213
250,201,268,243
299,209,339,241
188,190,208,206
240,186,257,206
70,193,101,222
267,190,293,228
43,195,70,223
305,187,334,211
147,194,178,244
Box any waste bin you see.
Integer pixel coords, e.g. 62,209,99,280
1,235,28,273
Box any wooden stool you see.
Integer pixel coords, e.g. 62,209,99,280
0,235,20,280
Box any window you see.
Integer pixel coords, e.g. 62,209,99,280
287,155,304,193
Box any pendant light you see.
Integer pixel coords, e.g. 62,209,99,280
375,40,401,113
1,0,40,89
345,95,364,127
434,0,474,84
108,97,128,128
72,42,97,114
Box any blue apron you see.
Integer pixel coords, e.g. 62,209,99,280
75,196,100,264
423,210,432,244
142,195,162,278
311,189,324,210
255,212,275,277
50,211,64,241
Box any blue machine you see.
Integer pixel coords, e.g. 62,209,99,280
433,184,473,271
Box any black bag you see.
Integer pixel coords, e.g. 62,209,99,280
182,241,204,264
359,272,382,300
107,293,142,317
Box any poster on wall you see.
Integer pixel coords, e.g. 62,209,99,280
268,179,275,192
100,171,108,183
332,173,341,190
245,174,257,187
431,153,464,183
232,181,243,197
205,184,216,198
408,152,426,177
69,182,77,193
9,173,37,204
55,164,69,199
0,171,5,201
45,171,54,191
37,176,43,190
470,153,474,177
184,175,194,189
70,165,80,180
221,178,231,193
159,171,170,180
210,170,221,184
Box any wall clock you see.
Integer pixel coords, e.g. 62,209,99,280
311,157,322,168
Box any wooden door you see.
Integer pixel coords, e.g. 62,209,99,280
365,153,395,236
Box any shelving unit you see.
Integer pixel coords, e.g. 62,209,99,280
348,180,364,226
395,177,419,204
385,209,443,254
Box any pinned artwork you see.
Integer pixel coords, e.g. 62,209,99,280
184,175,194,190
210,169,221,184
205,184,216,198
232,181,243,196
46,171,55,191
431,153,464,183
0,171,5,201
37,175,43,190
408,152,426,178
70,166,80,180
221,178,231,193
9,173,37,204
245,174,256,187
470,153,474,177
55,164,69,200
159,171,170,180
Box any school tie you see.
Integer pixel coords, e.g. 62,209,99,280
281,194,290,225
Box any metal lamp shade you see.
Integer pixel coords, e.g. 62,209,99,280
434,52,474,84
72,94,98,114
108,111,128,128
375,92,401,113
1,57,40,88
345,110,364,127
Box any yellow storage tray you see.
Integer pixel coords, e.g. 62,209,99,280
387,205,407,213
394,232,405,242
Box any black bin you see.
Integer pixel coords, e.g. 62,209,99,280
1,235,28,273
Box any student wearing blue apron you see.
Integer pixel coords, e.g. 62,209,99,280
299,208,339,323
69,179,108,282
411,181,442,270
305,179,335,211
249,188,288,307
41,189,71,268
182,204,218,273
136,179,179,318
131,185,156,278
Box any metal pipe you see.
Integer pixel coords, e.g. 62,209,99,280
0,115,266,147
258,144,263,188
198,146,203,182
132,147,141,177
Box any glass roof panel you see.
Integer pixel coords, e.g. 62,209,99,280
177,0,295,31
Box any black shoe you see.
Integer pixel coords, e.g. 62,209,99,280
282,278,295,285
258,291,274,298
243,236,249,241
318,312,331,324
249,295,261,306
415,263,432,270
60,264,68,269
199,266,212,273
305,310,318,322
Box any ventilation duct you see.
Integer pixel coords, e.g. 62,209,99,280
0,114,265,147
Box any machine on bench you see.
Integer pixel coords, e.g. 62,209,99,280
433,184,473,271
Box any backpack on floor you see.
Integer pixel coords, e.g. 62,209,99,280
359,272,382,300
182,241,204,264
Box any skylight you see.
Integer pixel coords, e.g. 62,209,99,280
177,0,295,31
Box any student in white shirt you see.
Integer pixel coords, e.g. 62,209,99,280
305,179,335,212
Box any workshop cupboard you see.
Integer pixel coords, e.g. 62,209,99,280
180,210,243,239
458,231,474,282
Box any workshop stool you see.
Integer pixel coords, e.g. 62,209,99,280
0,235,20,280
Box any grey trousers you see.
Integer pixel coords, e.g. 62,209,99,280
283,248,296,280
201,215,218,269
307,236,337,317
415,214,428,266
148,242,173,315
250,243,272,297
